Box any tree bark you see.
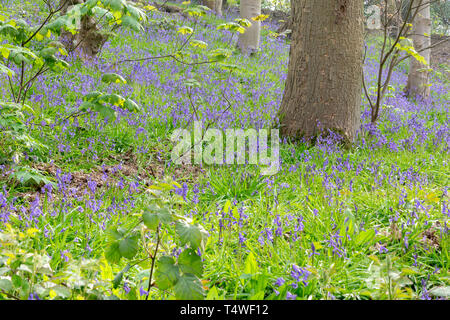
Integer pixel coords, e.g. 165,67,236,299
385,0,403,38
205,0,223,16
59,0,107,60
279,0,364,143
405,0,431,100
238,0,261,55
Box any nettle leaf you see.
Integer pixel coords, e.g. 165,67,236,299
155,256,180,290
173,273,204,300
118,234,139,259
101,73,127,84
178,249,203,277
176,220,208,250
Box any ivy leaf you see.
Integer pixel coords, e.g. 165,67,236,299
101,73,127,84
176,220,208,250
173,273,204,300
154,256,180,290
118,235,139,259
178,249,203,277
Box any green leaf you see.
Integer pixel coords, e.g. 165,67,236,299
98,93,125,107
106,241,122,264
178,249,203,277
53,286,71,299
0,63,15,77
112,264,131,289
123,98,140,112
145,204,173,225
244,252,258,275
83,91,103,102
176,220,208,250
118,235,139,259
155,256,180,290
429,286,450,298
355,229,376,247
101,73,127,84
0,279,13,292
142,210,159,231
122,15,142,32
173,273,204,300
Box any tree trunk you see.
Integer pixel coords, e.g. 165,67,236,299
405,0,431,100
385,0,403,38
279,0,364,143
205,0,223,16
59,0,107,60
238,0,261,55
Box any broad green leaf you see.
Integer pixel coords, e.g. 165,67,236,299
123,98,140,112
176,220,208,250
118,235,139,259
173,273,204,300
98,93,125,107
155,256,180,290
0,63,15,77
106,241,121,264
178,249,203,277
101,73,127,84
429,286,450,298
0,279,13,292
142,210,159,231
83,91,103,102
244,252,258,274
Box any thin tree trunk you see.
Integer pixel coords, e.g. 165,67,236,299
405,0,431,99
238,0,261,54
59,0,107,60
279,0,364,143
205,0,223,16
